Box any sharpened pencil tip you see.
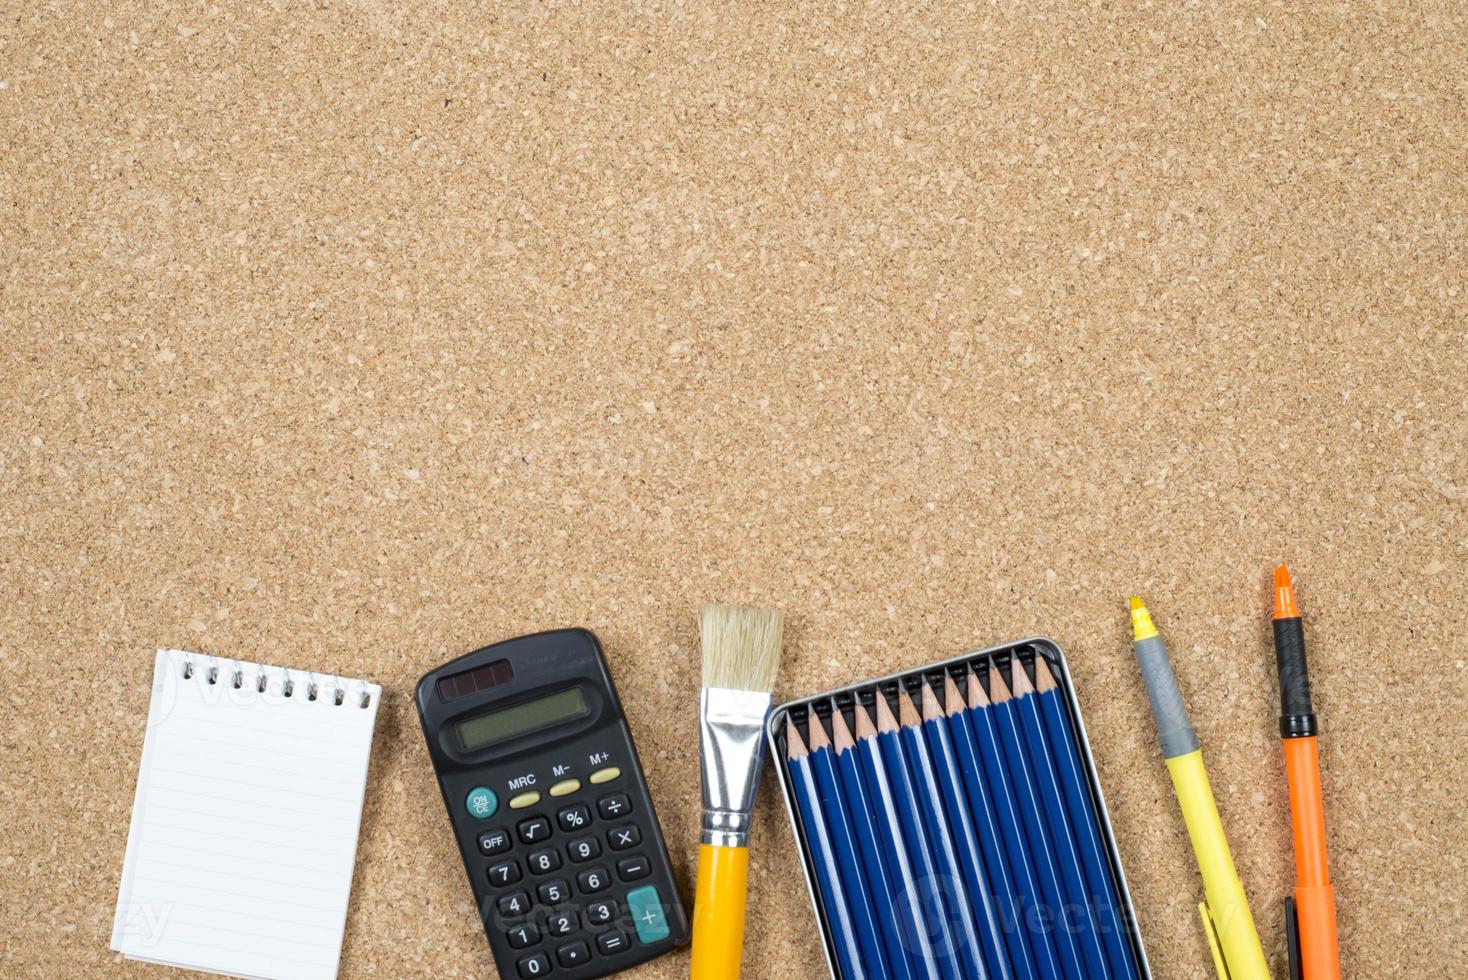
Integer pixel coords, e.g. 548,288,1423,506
920,681,942,721
990,668,1013,704
875,694,899,733
1034,657,1059,693
966,670,989,709
830,706,855,753
897,688,921,727
807,711,830,750
943,674,964,716
1011,662,1034,697
785,719,808,759
854,701,877,739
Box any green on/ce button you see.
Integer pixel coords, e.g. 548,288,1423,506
465,786,498,819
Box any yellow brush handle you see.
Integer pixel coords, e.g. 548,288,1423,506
690,843,750,980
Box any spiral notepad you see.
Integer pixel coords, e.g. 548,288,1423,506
110,649,382,980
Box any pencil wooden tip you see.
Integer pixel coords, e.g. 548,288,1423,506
875,694,900,733
785,719,808,759
942,674,964,716
920,682,942,722
1035,657,1058,693
830,707,855,753
966,671,989,709
1011,662,1034,697
854,701,877,739
990,668,1013,704
807,711,831,750
898,688,921,727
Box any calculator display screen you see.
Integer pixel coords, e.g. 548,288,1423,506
455,687,588,750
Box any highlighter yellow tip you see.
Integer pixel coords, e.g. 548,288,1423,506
1129,595,1159,640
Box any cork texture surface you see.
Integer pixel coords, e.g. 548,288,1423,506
1,1,1464,977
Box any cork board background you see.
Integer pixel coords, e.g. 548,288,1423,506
2,1,1464,977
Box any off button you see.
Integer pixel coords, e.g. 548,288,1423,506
465,786,498,819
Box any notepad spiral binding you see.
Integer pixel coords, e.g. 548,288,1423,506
174,650,374,709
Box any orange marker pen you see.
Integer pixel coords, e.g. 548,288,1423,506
1272,565,1340,980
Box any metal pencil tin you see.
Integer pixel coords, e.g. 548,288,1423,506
766,636,1152,980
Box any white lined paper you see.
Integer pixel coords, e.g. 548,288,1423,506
110,649,381,980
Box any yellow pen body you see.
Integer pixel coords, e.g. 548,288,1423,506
1166,750,1272,980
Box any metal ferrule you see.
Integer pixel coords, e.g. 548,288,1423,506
699,687,773,847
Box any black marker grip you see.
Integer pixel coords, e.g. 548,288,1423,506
1273,617,1317,738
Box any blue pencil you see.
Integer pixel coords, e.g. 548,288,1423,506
897,687,1006,980
938,674,1042,980
964,670,1067,979
834,706,925,980
1031,657,1140,980
787,719,868,980
853,703,945,980
809,711,894,980
873,693,971,980
986,667,1088,980
1011,664,1112,979
916,680,1016,980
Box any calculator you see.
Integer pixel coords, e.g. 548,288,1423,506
415,629,689,979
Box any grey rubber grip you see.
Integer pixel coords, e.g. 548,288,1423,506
1132,634,1198,758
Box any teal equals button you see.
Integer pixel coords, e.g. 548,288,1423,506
625,885,670,944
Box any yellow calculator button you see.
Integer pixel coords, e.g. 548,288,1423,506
589,767,621,785
508,791,541,809
549,779,581,797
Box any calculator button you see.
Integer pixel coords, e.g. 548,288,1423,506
537,879,570,904
597,929,630,955
517,952,551,978
596,793,632,820
607,824,641,850
477,828,511,855
577,867,611,893
557,804,591,832
585,900,616,927
506,922,541,949
566,835,601,862
465,786,499,819
626,884,671,943
544,910,577,937
589,766,621,784
487,860,522,887
497,891,531,918
517,816,552,844
509,791,542,809
617,855,651,881
549,778,581,797
555,941,591,968
527,848,562,874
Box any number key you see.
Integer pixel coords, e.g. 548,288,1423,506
585,900,616,927
556,804,591,832
496,891,531,918
577,867,611,893
517,952,551,978
527,848,562,874
487,860,522,887
537,879,570,904
517,816,551,845
567,835,601,862
544,910,577,938
596,793,632,820
506,922,540,949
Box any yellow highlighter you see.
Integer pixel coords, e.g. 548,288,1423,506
1129,597,1272,980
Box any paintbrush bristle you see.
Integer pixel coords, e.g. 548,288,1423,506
700,603,784,692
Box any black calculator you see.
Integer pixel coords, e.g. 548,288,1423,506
415,629,689,979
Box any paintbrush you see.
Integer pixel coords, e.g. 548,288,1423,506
690,604,785,980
